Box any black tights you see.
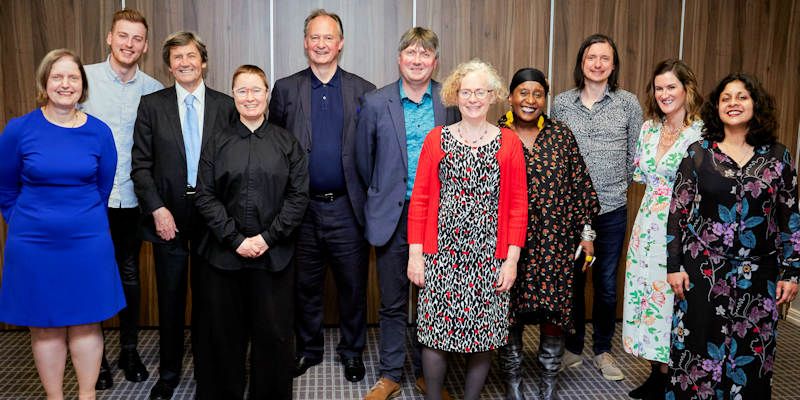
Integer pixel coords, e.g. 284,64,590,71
421,347,492,400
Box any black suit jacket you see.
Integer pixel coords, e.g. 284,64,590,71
131,85,236,243
268,67,376,225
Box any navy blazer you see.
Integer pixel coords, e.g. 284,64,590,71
131,85,236,243
355,79,461,246
268,67,375,226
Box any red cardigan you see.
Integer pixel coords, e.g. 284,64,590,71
407,126,528,259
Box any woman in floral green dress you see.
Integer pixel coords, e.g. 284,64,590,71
622,59,703,399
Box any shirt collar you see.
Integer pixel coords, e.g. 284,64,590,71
237,118,267,138
176,80,206,105
570,84,613,106
399,80,432,102
102,55,142,84
310,67,341,89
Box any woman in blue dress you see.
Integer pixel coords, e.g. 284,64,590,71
0,49,125,399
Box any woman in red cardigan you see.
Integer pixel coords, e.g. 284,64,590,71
407,59,528,400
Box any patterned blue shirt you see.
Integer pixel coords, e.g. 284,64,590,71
400,81,434,199
82,57,163,208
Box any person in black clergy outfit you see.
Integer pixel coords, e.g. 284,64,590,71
268,9,376,383
131,31,235,400
194,64,308,400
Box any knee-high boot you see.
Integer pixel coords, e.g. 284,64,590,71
498,325,537,400
538,333,565,400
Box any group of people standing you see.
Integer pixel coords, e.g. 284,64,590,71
0,7,798,400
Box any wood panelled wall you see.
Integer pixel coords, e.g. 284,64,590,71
1,0,799,330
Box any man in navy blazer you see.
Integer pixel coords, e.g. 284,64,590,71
268,9,375,383
131,31,235,400
355,27,460,400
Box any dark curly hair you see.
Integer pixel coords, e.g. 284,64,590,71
701,73,778,146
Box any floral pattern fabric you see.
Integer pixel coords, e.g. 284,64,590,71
622,119,703,363
665,140,800,399
499,116,599,329
416,126,507,353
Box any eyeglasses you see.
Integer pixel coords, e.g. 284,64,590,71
233,87,267,98
458,89,492,100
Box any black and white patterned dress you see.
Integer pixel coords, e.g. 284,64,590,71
417,126,508,353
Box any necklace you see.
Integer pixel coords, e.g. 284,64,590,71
43,106,80,128
660,119,686,138
456,123,488,147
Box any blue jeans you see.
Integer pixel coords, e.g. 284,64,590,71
565,206,627,356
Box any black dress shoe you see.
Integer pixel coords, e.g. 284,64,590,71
149,380,175,400
341,355,365,382
293,355,323,377
119,348,149,382
95,356,113,390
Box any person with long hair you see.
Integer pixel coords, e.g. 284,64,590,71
498,67,599,400
665,73,799,398
621,59,703,399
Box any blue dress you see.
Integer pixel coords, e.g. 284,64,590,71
0,109,125,327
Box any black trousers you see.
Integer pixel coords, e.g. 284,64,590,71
295,196,369,359
107,207,143,349
193,261,294,400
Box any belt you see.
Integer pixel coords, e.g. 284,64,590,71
186,185,197,195
311,191,346,202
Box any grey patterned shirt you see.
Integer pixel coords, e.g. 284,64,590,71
551,86,643,215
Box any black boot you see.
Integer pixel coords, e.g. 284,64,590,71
498,325,536,400
96,353,113,390
629,364,659,399
119,347,149,382
644,368,668,400
538,334,564,400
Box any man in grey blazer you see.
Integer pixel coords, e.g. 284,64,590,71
355,27,459,400
268,9,375,383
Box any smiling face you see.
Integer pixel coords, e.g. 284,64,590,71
398,43,437,87
46,57,83,109
509,81,546,124
303,15,344,69
457,71,494,121
653,71,687,120
168,43,206,92
718,80,754,129
233,72,269,123
107,19,148,69
581,42,615,85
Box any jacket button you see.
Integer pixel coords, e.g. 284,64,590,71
398,201,403,206
403,177,408,183
306,148,311,153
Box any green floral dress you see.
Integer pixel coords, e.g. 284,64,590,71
622,119,702,363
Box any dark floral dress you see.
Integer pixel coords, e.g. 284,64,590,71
666,140,800,399
499,115,600,329
417,126,506,352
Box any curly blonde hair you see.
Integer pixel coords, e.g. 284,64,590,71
440,59,506,107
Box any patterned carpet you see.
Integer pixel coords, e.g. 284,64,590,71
2,322,800,399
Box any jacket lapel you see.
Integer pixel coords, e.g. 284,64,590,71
202,87,218,149
298,70,312,144
164,86,187,165
432,80,447,126
387,81,408,168
341,71,356,148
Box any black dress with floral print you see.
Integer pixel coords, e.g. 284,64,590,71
499,115,600,329
666,140,800,399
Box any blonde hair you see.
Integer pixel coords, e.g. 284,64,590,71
440,59,506,106
231,64,269,89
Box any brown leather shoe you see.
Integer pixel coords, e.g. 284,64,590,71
364,377,401,400
415,376,452,400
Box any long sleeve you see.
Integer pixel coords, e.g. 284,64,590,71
194,133,246,250
408,128,440,246
0,118,23,222
566,127,600,227
354,95,377,187
632,121,650,184
666,146,699,273
96,124,118,205
626,99,644,185
261,136,309,245
131,97,165,214
505,135,528,248
267,82,287,129
777,148,800,281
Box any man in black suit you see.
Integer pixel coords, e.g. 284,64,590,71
268,9,375,383
131,31,235,400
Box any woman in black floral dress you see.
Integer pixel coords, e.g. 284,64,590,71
666,73,800,399
408,59,528,400
497,68,599,400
